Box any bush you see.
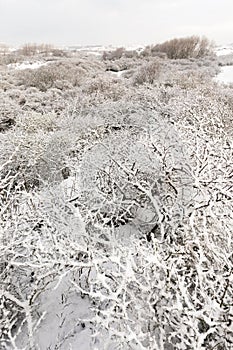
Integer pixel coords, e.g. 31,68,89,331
103,47,125,60
151,36,213,59
132,59,161,85
16,62,85,91
15,56,105,92
0,53,22,66
0,127,72,190
82,75,127,101
16,112,58,133
140,45,167,59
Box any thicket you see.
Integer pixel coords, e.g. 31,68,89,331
0,43,232,350
148,36,213,59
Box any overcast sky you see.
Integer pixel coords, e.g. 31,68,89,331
0,0,232,47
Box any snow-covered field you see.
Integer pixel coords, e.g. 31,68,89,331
215,65,233,84
212,44,233,83
215,44,233,56
7,61,47,70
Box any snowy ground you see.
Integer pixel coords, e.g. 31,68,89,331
33,276,93,350
215,44,233,56
7,61,47,70
214,65,233,84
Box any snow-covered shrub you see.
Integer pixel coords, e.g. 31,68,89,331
163,81,233,136
124,49,139,59
151,36,214,59
132,59,161,85
0,78,13,91
0,95,21,121
103,47,125,61
16,65,59,91
15,56,104,92
140,45,168,59
18,87,70,114
16,64,71,92
164,70,214,90
15,112,58,133
16,62,82,92
0,53,23,66
0,127,73,191
82,75,127,101
68,93,232,349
